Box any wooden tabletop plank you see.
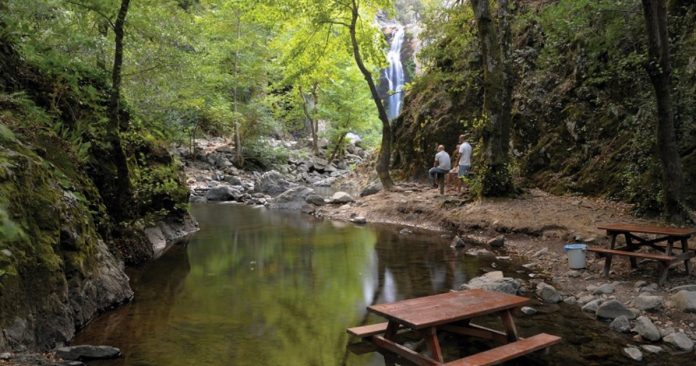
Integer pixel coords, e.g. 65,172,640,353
368,289,530,329
597,223,696,237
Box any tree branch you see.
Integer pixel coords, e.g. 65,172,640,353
63,0,115,30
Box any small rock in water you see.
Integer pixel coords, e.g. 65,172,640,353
623,346,643,361
663,332,694,352
450,235,466,248
55,345,121,361
640,344,663,354
521,306,537,315
350,216,367,224
609,315,631,333
487,235,505,248
399,228,413,235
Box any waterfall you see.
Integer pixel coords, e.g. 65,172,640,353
385,25,405,121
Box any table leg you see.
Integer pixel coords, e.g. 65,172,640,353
625,233,637,269
658,263,669,286
384,321,399,340
682,238,691,274
603,233,617,277
500,309,519,342
423,327,443,363
666,239,674,256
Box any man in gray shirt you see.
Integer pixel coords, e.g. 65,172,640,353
428,145,451,187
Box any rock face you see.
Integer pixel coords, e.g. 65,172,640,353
55,345,121,361
461,271,521,295
0,138,134,352
670,290,696,313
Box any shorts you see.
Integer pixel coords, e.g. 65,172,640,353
458,165,470,177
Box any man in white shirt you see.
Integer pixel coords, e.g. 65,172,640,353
456,134,472,177
428,145,451,187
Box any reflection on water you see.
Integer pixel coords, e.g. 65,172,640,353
76,204,691,366
76,204,480,366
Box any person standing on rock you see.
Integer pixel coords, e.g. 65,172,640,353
429,145,451,188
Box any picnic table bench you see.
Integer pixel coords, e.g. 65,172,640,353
588,224,696,285
347,289,561,366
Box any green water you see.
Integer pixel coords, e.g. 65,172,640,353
76,204,690,366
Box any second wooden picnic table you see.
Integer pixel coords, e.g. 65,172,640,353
347,289,560,366
589,223,696,285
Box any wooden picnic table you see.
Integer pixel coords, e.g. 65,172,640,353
347,289,561,366
589,223,696,285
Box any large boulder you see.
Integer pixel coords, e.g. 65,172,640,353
269,187,315,210
255,170,292,196
460,271,521,295
330,191,355,204
205,185,243,202
360,181,383,197
633,295,663,311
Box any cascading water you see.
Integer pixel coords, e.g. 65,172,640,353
385,25,405,121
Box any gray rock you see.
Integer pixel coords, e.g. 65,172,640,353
563,296,577,305
536,282,561,303
582,299,602,313
634,280,648,288
671,291,696,312
609,315,631,333
521,306,537,315
633,316,661,341
633,295,663,311
623,346,642,361
466,248,494,257
55,345,121,361
256,170,292,196
567,270,581,278
205,185,243,202
0,353,10,360
640,344,662,354
592,283,615,295
189,195,206,203
663,332,694,352
578,294,595,305
305,194,326,206
640,283,659,293
269,187,315,210
350,216,367,225
487,235,505,248
224,175,243,185
330,191,354,204
461,271,521,295
670,284,696,292
451,236,466,248
596,300,635,319
360,181,383,197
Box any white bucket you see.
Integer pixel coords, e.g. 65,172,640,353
564,243,587,269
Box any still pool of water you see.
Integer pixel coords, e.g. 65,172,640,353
76,204,690,365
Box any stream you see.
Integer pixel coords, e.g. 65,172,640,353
75,204,690,365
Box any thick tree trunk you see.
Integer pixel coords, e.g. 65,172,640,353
641,0,688,223
349,0,394,190
107,0,132,221
470,0,514,196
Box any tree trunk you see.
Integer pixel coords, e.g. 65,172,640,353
348,0,394,190
233,9,244,167
470,0,514,197
329,133,346,163
300,85,319,155
107,0,132,221
641,0,688,223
